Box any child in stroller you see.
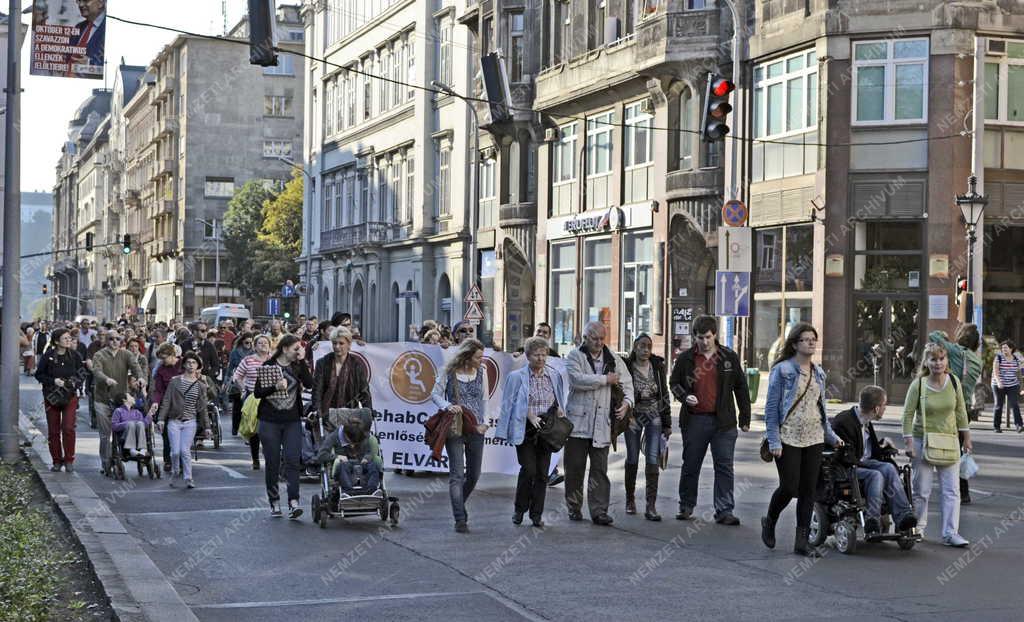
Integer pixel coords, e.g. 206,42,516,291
315,417,383,498
112,393,150,458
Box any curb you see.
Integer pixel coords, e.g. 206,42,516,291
19,411,199,622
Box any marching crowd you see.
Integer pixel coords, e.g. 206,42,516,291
20,307,1008,555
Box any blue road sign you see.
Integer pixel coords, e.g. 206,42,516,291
715,271,750,317
267,297,280,316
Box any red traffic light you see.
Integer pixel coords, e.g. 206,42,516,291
711,78,735,98
957,278,968,292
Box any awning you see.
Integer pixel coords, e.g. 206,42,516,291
140,286,156,310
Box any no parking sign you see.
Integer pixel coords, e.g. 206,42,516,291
722,199,747,227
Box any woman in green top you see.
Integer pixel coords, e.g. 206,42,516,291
902,342,973,547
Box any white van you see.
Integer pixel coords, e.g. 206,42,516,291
199,304,251,328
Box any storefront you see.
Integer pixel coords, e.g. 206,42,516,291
545,202,656,355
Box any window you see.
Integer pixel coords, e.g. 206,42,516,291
479,155,497,229
586,111,614,177
550,242,577,354
624,101,653,168
264,95,293,117
347,70,356,126
678,87,695,169
322,181,334,230
437,17,453,87
753,224,814,370
393,41,404,107
380,49,390,112
553,122,578,183
338,74,347,131
985,41,1024,123
687,0,706,8
344,169,355,225
334,174,344,227
263,54,295,76
853,222,923,291
753,49,818,138
288,30,303,42
583,237,613,335
853,38,928,124
436,139,451,218
406,34,415,101
377,161,389,222
362,58,372,120
204,178,234,198
392,158,403,224
590,0,607,49
262,140,292,158
509,12,525,82
324,82,335,135
622,232,653,347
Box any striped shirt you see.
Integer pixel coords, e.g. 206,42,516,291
995,354,1020,388
233,354,267,395
180,379,203,422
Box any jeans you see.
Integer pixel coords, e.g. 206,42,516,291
123,420,147,453
678,415,738,516
45,396,78,466
259,419,303,504
624,416,662,467
911,437,961,539
563,436,610,518
767,443,824,529
993,385,1022,430
857,458,912,522
94,402,114,470
333,459,382,492
445,432,485,523
514,434,552,520
167,419,197,480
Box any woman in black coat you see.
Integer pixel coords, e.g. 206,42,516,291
35,328,86,472
312,326,372,429
623,333,672,521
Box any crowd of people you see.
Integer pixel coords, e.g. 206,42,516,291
23,308,1003,554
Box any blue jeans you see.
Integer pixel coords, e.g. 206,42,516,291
333,459,382,493
857,458,912,522
258,419,303,504
678,415,737,516
445,432,484,523
993,385,1022,430
624,415,662,467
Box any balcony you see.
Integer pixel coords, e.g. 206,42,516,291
158,116,179,137
157,158,177,178
157,199,177,216
319,222,393,253
155,76,176,100
498,201,537,228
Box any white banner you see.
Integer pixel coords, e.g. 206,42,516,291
312,342,566,475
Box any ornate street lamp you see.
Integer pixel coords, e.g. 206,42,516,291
955,175,987,323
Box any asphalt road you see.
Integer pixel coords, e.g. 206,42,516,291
19,379,1024,621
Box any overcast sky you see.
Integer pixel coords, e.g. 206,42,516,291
18,0,284,193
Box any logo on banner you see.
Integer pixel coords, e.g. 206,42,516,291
389,352,437,404
483,357,500,399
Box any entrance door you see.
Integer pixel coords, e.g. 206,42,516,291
853,297,921,403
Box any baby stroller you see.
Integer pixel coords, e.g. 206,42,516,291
310,408,399,529
809,444,921,554
110,416,160,481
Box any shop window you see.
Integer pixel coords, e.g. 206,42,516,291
622,233,654,347
753,224,815,370
583,237,613,336
983,225,1024,292
550,242,577,353
853,222,923,291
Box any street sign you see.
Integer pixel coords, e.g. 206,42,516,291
267,297,280,316
722,200,748,227
282,280,296,298
464,301,485,323
464,284,485,303
718,226,752,272
715,271,750,317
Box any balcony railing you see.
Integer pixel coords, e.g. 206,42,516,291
320,222,393,252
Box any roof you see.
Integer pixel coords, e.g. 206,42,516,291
118,64,147,105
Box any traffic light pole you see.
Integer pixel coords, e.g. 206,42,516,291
1,0,23,462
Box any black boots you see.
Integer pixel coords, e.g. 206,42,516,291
761,515,777,549
793,526,822,557
624,463,638,515
644,467,661,521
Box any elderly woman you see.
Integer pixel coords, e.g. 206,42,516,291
312,326,372,428
903,342,972,547
496,336,568,528
431,338,490,533
623,333,672,521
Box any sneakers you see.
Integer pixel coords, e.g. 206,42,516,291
50,464,63,472
513,512,524,525
547,471,565,487
897,514,918,532
715,513,741,526
591,514,614,526
270,503,282,518
455,521,469,533
864,517,881,535
64,463,74,473
288,503,303,520
185,479,195,489
568,510,583,522
531,517,544,529
675,508,694,521
943,534,970,547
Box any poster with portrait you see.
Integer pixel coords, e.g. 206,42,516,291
30,0,106,80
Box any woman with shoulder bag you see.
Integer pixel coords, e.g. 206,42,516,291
431,338,490,533
623,334,672,521
495,336,569,529
760,323,843,557
991,340,1022,433
903,342,972,547
35,328,85,472
156,352,211,489
233,334,271,470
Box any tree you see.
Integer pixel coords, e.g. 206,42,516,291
223,181,276,300
255,171,303,291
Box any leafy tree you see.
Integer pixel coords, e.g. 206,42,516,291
223,181,276,299
260,170,303,255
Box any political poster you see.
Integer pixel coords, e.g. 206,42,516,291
30,0,107,80
312,341,566,475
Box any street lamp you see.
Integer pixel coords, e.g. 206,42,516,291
955,175,987,323
195,218,221,303
431,79,480,308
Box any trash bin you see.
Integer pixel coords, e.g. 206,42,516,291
746,368,761,404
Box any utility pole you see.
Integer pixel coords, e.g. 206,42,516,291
1,0,23,462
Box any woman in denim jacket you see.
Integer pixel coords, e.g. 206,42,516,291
495,336,569,528
760,322,842,557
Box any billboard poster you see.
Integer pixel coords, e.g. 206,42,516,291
30,0,106,80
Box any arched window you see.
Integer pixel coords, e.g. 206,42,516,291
404,280,415,336
679,86,694,170
437,274,451,327
392,282,401,341
368,283,376,340
351,280,364,332
321,287,330,319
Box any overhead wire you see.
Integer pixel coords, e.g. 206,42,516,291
107,13,973,149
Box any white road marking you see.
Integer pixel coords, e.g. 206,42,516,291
190,591,487,609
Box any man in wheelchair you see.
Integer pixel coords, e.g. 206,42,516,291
314,417,382,498
832,386,917,536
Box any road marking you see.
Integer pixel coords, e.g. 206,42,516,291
190,591,486,609
124,507,266,517
208,463,247,479
115,484,264,494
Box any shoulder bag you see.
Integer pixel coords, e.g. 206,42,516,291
537,402,573,452
919,377,960,467
760,364,814,462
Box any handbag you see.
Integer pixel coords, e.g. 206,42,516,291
537,403,573,452
238,393,261,439
919,377,960,467
760,366,814,462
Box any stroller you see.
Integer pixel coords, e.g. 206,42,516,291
809,444,921,554
110,413,160,481
310,408,399,529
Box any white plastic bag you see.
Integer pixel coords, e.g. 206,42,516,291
960,453,979,480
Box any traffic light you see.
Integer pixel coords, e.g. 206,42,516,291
247,0,278,67
955,276,968,306
42,284,48,295
122,234,132,255
701,73,735,142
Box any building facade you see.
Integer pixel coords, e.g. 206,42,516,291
298,0,477,341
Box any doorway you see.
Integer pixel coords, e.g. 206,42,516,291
852,297,922,403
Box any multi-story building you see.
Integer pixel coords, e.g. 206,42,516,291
298,0,478,341
742,0,1024,402
533,0,730,356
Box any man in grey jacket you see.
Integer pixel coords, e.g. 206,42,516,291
564,321,634,525
91,333,144,474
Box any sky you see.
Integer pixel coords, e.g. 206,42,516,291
17,0,282,193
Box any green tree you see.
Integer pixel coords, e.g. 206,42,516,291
260,170,303,254
223,181,277,299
